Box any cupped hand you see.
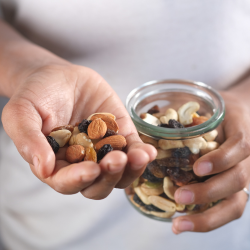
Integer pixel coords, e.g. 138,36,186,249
1,63,157,199
172,91,250,234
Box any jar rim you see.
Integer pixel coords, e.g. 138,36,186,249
126,79,225,139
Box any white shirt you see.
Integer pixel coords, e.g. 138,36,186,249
0,1,250,249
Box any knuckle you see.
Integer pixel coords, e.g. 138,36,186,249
236,165,248,191
236,132,250,155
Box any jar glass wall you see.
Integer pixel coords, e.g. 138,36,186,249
125,79,225,222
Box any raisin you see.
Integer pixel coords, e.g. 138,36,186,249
97,144,113,162
168,119,184,128
156,157,189,168
78,119,92,134
144,204,165,212
147,160,166,178
158,123,171,128
142,167,164,183
46,136,59,153
172,147,191,158
165,167,195,186
103,129,117,138
147,105,160,115
133,193,145,207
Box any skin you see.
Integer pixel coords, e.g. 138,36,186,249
0,19,250,233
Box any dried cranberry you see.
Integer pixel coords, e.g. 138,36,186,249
133,193,145,207
78,119,92,134
147,105,160,115
97,144,113,162
144,204,165,212
46,136,59,153
156,157,189,168
168,119,184,128
147,160,166,178
172,147,191,158
142,167,164,183
103,129,117,138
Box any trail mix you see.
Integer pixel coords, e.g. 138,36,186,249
46,113,127,163
126,101,220,219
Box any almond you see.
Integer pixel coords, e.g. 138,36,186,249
89,114,119,133
87,112,116,121
95,135,127,151
66,145,85,163
84,147,97,163
87,118,107,139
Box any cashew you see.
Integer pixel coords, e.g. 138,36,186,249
140,182,163,196
69,126,81,145
192,112,200,118
140,113,161,126
178,101,200,125
49,130,72,147
153,112,165,119
156,149,172,159
200,141,220,155
140,207,175,218
148,196,176,212
186,204,196,211
75,133,93,148
203,130,218,142
160,108,178,124
176,203,186,211
140,134,158,148
158,139,184,150
183,137,207,154
134,187,151,205
163,177,178,200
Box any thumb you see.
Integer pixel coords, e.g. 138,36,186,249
1,99,55,179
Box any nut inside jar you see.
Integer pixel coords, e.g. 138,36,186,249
126,101,221,220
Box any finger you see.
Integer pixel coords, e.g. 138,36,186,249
115,148,150,188
174,159,249,205
193,133,250,176
31,160,101,194
2,99,55,179
81,150,127,199
172,190,247,234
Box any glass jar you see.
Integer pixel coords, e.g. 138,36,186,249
125,79,225,222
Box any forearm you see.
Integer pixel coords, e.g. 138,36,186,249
0,19,69,98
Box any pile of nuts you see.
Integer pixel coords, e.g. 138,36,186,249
126,101,220,219
46,113,127,163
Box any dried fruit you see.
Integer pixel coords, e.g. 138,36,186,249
87,118,107,139
78,119,92,134
147,160,166,178
172,147,191,158
84,147,97,163
147,105,160,115
158,123,171,128
97,144,113,162
66,145,85,163
156,157,189,168
142,167,163,183
46,136,59,153
95,135,127,151
52,125,74,133
165,167,195,186
168,119,184,128
143,204,165,212
103,129,117,138
133,193,145,207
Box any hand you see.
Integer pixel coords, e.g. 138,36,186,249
172,91,250,233
2,63,157,199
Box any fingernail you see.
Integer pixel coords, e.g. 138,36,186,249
175,220,194,233
33,155,40,173
108,164,124,174
196,161,213,176
177,189,194,204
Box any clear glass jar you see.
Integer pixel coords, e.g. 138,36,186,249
125,79,225,222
